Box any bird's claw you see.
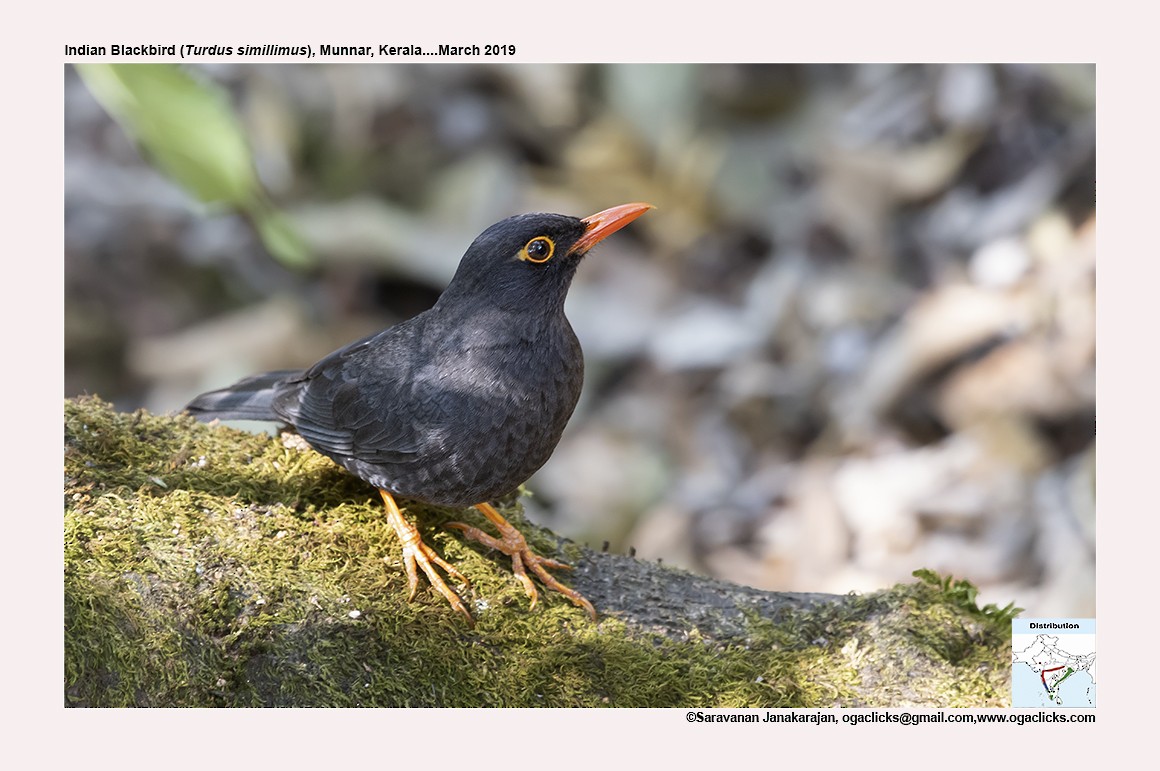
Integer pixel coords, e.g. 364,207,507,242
381,490,474,626
447,504,597,621
397,538,474,624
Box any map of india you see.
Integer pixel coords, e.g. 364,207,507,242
1011,619,1095,708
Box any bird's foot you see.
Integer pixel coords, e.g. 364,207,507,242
446,502,597,621
380,490,474,626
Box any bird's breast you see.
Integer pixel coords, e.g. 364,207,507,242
427,321,583,427
399,319,582,498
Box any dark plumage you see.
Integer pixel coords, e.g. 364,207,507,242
187,203,652,624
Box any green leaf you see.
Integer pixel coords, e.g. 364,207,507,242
76,64,258,207
251,204,312,270
75,64,314,269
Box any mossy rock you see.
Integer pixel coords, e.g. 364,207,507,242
64,396,1014,707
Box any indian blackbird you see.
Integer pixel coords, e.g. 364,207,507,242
186,202,653,624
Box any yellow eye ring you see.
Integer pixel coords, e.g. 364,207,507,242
521,236,555,263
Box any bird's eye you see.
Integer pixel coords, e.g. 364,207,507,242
521,236,555,264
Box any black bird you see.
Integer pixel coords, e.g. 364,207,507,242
186,202,653,624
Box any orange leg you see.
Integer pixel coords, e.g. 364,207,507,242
379,489,474,626
447,502,597,621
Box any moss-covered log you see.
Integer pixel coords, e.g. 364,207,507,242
64,396,1014,707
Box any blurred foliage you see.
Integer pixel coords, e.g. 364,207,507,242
75,63,310,268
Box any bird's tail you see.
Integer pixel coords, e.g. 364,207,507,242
185,370,304,422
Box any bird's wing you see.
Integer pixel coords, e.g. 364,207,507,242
273,326,426,465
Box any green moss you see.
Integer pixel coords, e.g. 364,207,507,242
64,396,1013,707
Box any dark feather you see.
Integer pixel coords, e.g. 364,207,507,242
185,370,303,421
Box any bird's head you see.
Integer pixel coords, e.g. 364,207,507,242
439,202,653,315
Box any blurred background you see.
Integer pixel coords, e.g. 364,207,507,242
64,63,1095,618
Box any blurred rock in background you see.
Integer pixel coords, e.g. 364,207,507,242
65,63,1095,618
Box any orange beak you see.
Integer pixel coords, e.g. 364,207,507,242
569,202,654,255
